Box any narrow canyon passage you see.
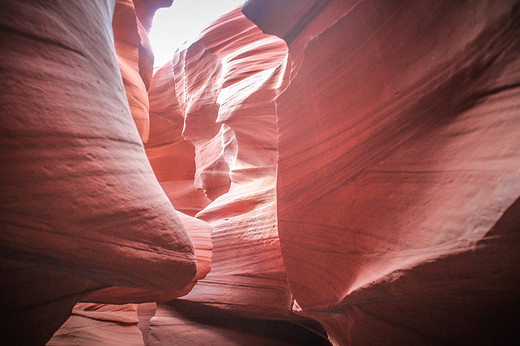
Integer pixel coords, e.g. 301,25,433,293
1,0,519,345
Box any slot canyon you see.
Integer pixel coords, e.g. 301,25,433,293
1,0,519,345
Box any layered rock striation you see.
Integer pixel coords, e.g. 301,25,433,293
144,8,303,343
1,0,519,345
0,0,208,344
244,0,520,344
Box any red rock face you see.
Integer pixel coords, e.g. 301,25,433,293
2,0,519,345
112,0,152,143
112,0,173,143
145,11,294,343
0,0,197,290
244,0,520,344
170,9,290,318
0,0,197,343
47,303,145,345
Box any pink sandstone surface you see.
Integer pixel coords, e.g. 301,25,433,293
0,0,206,344
0,0,519,345
244,0,520,344
153,7,291,318
47,303,144,346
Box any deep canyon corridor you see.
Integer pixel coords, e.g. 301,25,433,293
1,0,519,345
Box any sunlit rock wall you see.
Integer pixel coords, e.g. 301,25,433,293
144,8,303,344
48,0,214,343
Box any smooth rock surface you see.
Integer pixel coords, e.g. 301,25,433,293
2,0,519,344
0,0,196,292
113,0,172,143
146,8,292,323
48,304,144,346
145,59,212,216
245,0,520,343
148,300,328,345
0,0,196,343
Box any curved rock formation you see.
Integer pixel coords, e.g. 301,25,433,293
0,0,196,290
112,0,152,143
144,9,297,343
169,8,291,319
244,0,520,344
47,303,144,346
113,0,173,143
0,0,200,343
2,0,519,344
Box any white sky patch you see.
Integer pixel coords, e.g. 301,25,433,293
150,0,247,69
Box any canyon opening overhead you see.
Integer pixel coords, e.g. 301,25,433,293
149,0,246,67
1,0,519,345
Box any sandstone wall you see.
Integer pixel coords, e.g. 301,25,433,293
1,0,519,344
244,0,520,344
0,1,203,343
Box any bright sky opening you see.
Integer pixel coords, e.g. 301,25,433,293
150,0,247,69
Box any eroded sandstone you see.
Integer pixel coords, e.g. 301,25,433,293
0,0,198,343
245,0,520,344
145,11,295,342
1,0,519,345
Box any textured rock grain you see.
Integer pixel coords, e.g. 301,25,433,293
245,0,520,344
48,303,144,346
145,8,304,342
2,0,519,344
0,0,196,343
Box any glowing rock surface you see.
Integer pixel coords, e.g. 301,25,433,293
146,6,291,327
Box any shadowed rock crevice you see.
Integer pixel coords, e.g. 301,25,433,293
149,300,330,345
